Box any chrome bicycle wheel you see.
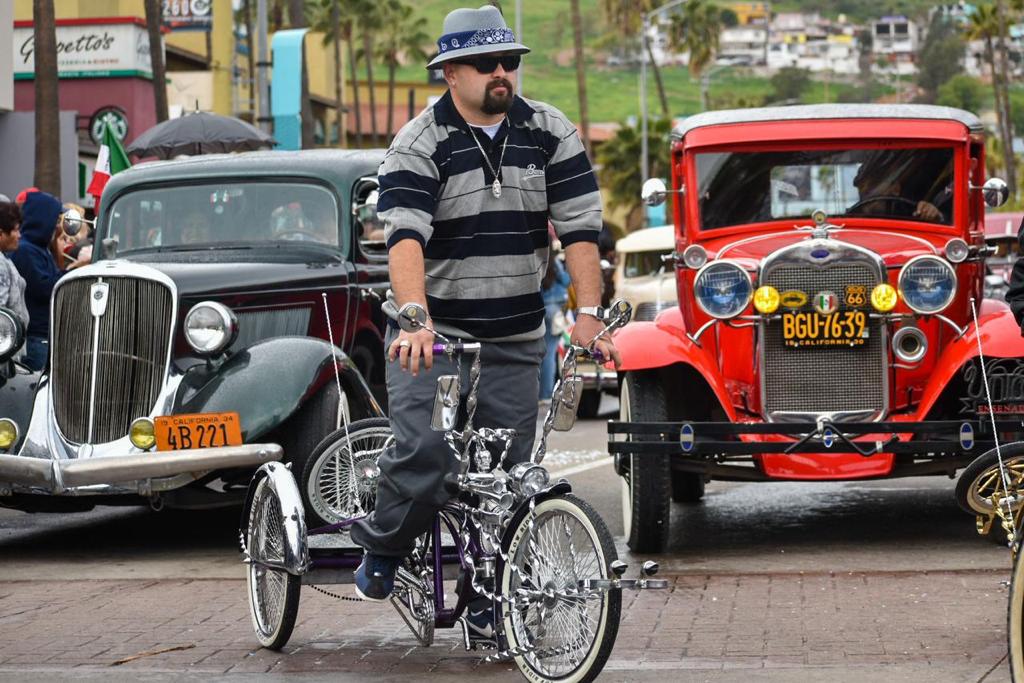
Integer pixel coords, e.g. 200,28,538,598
246,475,300,650
301,417,391,528
498,494,620,683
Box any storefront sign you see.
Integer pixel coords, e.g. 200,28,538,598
163,0,212,32
89,107,130,146
13,19,153,80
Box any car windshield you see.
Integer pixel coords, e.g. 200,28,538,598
696,147,955,230
105,181,343,255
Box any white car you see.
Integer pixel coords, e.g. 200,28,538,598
614,225,677,321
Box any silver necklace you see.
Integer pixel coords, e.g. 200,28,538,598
469,120,509,199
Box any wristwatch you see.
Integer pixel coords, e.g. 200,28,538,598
575,306,605,320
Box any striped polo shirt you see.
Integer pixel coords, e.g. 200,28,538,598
377,90,602,342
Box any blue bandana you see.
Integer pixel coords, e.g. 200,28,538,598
437,28,516,55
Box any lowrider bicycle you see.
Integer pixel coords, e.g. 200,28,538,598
608,104,1024,552
0,150,390,514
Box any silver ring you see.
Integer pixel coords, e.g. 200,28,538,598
398,340,411,348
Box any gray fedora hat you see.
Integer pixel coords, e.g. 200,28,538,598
427,5,530,69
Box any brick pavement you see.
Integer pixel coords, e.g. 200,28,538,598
0,569,1011,680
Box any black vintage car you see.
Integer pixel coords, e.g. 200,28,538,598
0,149,390,513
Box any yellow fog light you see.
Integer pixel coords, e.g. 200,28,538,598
871,283,898,312
753,285,780,314
0,418,18,450
129,417,156,450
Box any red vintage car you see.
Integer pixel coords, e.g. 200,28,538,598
609,104,1024,552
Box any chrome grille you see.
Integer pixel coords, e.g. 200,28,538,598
233,307,311,350
634,301,675,322
52,276,173,443
761,263,885,419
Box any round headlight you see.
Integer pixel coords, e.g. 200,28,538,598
682,244,708,269
753,286,780,314
944,238,970,264
129,417,156,450
693,261,753,319
0,310,24,361
0,418,19,450
184,302,238,355
871,283,899,313
509,462,550,497
898,256,957,315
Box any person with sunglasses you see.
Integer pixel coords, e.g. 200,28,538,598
350,4,619,642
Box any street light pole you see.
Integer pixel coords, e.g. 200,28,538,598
639,0,690,191
516,0,524,93
256,0,271,135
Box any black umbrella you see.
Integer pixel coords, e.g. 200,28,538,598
126,111,276,159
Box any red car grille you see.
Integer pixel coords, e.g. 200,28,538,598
760,263,885,419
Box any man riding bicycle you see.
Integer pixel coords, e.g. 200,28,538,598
350,4,620,638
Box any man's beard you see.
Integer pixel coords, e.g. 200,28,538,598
482,79,514,115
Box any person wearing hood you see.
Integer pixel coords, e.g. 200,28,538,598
12,191,65,370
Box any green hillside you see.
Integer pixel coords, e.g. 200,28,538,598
373,0,905,123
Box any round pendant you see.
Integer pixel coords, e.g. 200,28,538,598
492,179,502,199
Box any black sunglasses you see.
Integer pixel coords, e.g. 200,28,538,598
451,54,521,74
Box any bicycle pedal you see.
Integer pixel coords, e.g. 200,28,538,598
458,616,498,651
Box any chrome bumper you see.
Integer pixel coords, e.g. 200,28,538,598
577,364,617,392
0,443,282,494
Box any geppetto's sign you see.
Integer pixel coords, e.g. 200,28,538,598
13,18,154,80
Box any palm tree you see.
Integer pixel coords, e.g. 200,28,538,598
668,0,721,112
377,1,429,140
312,0,362,146
596,118,673,229
33,0,60,195
966,5,1015,192
570,0,592,158
600,0,670,118
356,5,383,145
993,0,1017,197
287,0,306,27
143,0,169,122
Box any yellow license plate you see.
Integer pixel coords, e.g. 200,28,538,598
155,412,243,451
782,311,867,348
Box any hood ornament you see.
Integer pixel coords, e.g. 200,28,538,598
797,209,844,239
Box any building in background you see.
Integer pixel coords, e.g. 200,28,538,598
872,15,919,76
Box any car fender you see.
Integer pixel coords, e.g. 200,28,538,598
0,366,41,454
917,299,1024,418
174,336,383,441
613,312,735,419
239,461,308,575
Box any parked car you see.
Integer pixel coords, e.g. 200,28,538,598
609,104,1024,552
982,211,1022,301
614,225,677,321
0,149,389,513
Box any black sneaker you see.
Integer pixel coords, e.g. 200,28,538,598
466,602,496,640
354,553,401,602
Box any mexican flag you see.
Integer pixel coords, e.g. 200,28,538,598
87,122,131,213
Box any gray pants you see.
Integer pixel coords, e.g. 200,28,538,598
350,327,545,557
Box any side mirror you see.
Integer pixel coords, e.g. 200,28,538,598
551,376,583,431
430,375,460,431
983,177,1010,208
397,303,428,333
60,208,93,237
641,178,668,207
